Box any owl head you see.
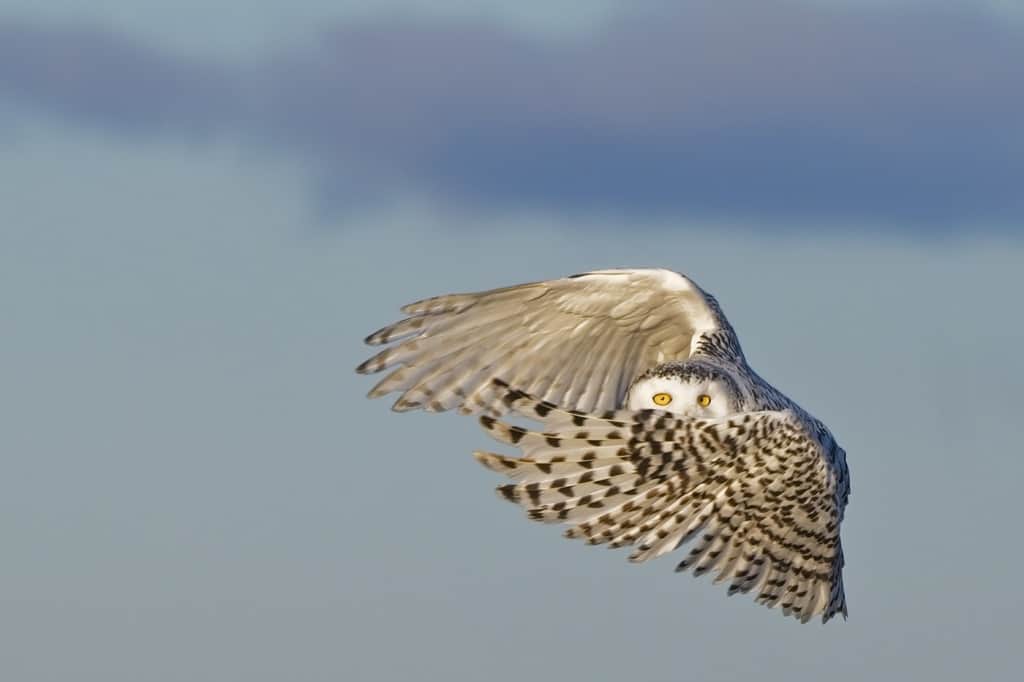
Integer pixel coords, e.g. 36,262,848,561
625,360,744,418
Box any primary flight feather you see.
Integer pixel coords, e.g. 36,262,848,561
356,268,850,623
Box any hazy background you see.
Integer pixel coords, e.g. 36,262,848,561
2,1,1022,680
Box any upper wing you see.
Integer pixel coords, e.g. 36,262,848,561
356,268,736,415
475,380,848,624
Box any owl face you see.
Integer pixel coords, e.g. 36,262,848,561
625,362,742,418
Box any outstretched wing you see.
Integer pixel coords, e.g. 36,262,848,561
475,380,848,624
356,269,736,415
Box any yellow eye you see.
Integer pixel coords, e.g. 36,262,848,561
697,394,712,407
652,392,672,407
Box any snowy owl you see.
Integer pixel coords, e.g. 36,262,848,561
356,269,850,624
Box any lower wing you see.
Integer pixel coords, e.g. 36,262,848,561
474,379,848,624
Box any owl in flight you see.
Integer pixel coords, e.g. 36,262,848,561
356,269,850,623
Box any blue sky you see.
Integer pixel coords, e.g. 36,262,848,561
2,2,1023,681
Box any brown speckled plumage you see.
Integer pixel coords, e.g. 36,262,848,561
357,268,850,624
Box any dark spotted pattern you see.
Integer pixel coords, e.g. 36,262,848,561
474,379,849,625
356,270,851,624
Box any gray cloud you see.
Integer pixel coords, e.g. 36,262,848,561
2,2,1023,225
0,21,239,136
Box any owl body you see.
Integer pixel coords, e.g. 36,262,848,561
357,268,850,624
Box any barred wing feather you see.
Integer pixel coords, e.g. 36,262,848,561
475,380,848,624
